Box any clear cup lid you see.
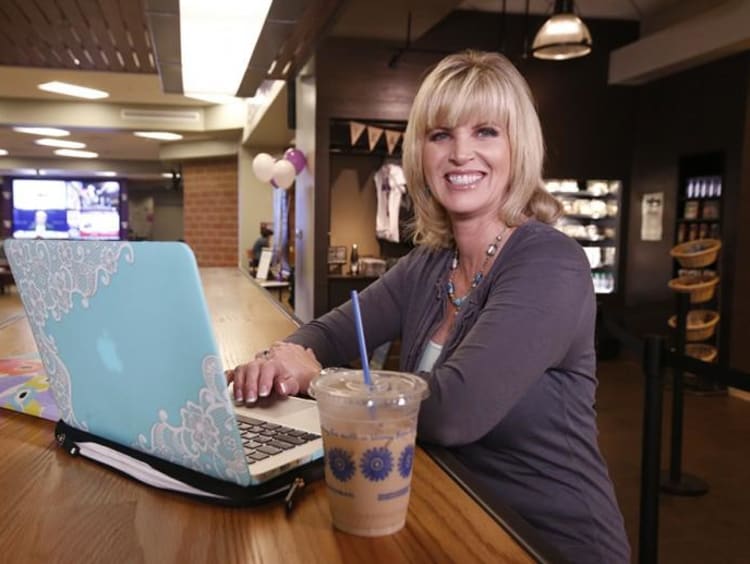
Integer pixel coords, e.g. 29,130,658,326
308,369,428,407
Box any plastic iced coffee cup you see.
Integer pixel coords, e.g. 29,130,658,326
308,369,429,537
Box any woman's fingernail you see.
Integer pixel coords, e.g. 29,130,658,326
259,386,269,397
279,381,288,394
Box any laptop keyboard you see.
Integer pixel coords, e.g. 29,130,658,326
237,417,320,465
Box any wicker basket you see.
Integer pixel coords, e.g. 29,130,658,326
685,343,718,363
670,239,721,268
668,310,720,342
668,271,719,304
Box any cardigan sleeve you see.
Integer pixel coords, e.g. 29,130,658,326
284,250,415,367
416,231,596,447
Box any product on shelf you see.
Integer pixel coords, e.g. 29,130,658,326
683,201,699,220
701,201,720,219
547,177,622,295
592,272,615,294
544,179,579,193
685,176,722,198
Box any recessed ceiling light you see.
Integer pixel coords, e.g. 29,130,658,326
95,171,117,177
161,172,174,178
0,149,8,156
38,81,109,100
35,138,87,149
134,131,184,141
14,126,70,137
54,149,98,159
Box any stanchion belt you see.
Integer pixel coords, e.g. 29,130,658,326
664,350,750,392
599,313,750,393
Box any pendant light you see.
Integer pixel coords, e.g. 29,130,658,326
532,0,592,60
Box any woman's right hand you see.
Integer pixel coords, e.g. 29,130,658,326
225,342,322,405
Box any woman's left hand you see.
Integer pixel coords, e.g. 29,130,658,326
225,342,322,405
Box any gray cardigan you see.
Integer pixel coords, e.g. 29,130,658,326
287,220,630,563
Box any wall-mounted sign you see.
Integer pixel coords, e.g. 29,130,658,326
641,192,664,241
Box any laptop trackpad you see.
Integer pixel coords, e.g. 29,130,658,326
234,395,319,429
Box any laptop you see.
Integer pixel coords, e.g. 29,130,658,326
4,239,323,495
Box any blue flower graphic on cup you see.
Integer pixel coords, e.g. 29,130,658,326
327,448,355,482
360,447,393,482
398,445,414,478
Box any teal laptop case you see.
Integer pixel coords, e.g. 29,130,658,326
5,240,252,487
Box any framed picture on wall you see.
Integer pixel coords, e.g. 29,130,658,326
328,246,347,264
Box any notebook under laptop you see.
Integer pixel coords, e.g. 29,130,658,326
4,239,323,494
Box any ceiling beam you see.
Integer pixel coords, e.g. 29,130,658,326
609,0,750,85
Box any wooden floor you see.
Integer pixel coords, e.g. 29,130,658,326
2,286,749,563
596,355,750,564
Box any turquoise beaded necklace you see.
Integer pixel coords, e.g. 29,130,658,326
446,228,508,311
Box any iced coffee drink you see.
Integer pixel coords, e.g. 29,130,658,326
309,370,429,537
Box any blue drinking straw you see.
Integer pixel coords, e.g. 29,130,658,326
350,290,372,386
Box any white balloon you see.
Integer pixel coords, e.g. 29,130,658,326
272,158,296,189
252,153,275,182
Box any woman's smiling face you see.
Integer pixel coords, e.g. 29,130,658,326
422,119,511,222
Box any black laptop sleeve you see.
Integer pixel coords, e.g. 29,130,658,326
54,420,324,508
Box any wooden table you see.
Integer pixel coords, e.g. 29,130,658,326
0,268,539,564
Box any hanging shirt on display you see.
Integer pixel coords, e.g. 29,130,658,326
374,162,407,243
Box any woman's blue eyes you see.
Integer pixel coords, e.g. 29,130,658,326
427,127,499,141
477,127,499,137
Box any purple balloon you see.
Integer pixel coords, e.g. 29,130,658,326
284,148,307,174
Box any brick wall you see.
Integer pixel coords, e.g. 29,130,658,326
182,158,238,266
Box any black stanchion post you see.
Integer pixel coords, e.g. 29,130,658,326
639,335,665,564
661,292,708,496
669,292,688,482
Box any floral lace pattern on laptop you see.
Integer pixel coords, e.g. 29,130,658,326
135,355,248,485
5,240,134,429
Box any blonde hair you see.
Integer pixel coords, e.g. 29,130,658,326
402,50,561,248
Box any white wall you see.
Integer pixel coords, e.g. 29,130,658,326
128,189,184,241
329,154,380,258
151,191,183,241
238,146,275,271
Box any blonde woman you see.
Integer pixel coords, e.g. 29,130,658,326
230,51,629,563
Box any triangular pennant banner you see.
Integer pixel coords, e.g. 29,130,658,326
385,129,402,155
367,126,384,151
349,121,366,145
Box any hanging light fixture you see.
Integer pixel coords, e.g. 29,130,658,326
532,0,592,60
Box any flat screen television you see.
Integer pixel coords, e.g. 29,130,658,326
11,177,123,240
